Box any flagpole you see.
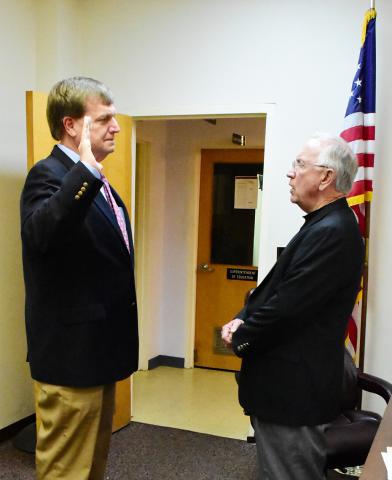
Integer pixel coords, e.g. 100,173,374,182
370,0,375,9
359,205,370,372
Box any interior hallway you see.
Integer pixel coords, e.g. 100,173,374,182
132,366,250,440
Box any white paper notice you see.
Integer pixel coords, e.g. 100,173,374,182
234,177,258,209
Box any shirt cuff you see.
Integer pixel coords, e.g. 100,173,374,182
80,161,101,179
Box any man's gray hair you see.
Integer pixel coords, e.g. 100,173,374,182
311,133,358,194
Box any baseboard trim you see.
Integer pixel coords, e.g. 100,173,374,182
0,413,35,443
148,355,184,370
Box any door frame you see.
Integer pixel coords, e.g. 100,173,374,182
132,103,277,369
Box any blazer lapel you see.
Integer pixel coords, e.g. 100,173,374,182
110,187,134,266
51,145,76,170
94,192,130,255
110,188,133,240
109,187,134,264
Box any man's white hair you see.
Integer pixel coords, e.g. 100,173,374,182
309,133,358,194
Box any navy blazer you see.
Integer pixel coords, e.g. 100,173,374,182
232,198,364,426
20,145,138,387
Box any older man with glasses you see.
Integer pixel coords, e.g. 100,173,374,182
222,133,364,480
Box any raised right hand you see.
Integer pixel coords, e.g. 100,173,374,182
78,116,103,171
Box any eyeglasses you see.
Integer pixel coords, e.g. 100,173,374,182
291,159,329,171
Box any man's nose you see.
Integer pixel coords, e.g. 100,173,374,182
287,169,295,179
110,118,120,133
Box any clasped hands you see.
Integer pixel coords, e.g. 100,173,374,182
221,318,244,347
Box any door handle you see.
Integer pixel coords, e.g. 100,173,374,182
198,263,215,273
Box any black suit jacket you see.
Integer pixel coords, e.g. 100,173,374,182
232,198,364,426
20,145,138,387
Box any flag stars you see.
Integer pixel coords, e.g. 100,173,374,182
357,63,361,71
357,96,362,103
354,79,362,88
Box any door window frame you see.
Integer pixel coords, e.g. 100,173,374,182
132,104,276,369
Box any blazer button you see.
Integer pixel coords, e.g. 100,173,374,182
131,302,136,307
83,182,89,187
78,190,83,196
81,187,86,192
75,195,80,200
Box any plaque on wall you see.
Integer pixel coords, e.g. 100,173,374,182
227,268,258,281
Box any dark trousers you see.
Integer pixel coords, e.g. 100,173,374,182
252,416,329,480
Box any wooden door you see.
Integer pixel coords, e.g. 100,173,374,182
194,149,263,370
26,91,134,432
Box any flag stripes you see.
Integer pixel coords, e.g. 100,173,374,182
341,8,376,360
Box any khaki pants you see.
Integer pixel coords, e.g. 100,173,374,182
34,381,115,480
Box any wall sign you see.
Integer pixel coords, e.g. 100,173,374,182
227,268,258,281
234,176,258,209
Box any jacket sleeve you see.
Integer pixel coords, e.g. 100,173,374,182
21,160,103,255
232,222,362,357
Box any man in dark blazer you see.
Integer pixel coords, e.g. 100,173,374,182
222,134,364,480
20,77,138,479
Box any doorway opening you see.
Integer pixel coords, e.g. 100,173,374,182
134,116,266,370
132,114,267,438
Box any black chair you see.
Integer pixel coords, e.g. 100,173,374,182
241,348,392,471
325,348,392,469
238,289,392,470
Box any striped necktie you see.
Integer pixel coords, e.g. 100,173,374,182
101,174,130,252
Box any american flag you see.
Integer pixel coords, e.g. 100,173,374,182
340,9,376,360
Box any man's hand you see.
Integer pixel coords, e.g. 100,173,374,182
221,318,244,347
78,116,103,171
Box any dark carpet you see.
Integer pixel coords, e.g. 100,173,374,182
0,421,358,479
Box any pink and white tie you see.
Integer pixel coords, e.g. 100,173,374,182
101,174,130,252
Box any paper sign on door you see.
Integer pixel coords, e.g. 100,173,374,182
234,176,258,209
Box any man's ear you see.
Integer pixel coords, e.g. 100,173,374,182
319,169,336,191
62,116,78,138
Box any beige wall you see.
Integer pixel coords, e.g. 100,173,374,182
0,0,84,429
134,122,168,369
34,0,83,89
0,0,37,428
